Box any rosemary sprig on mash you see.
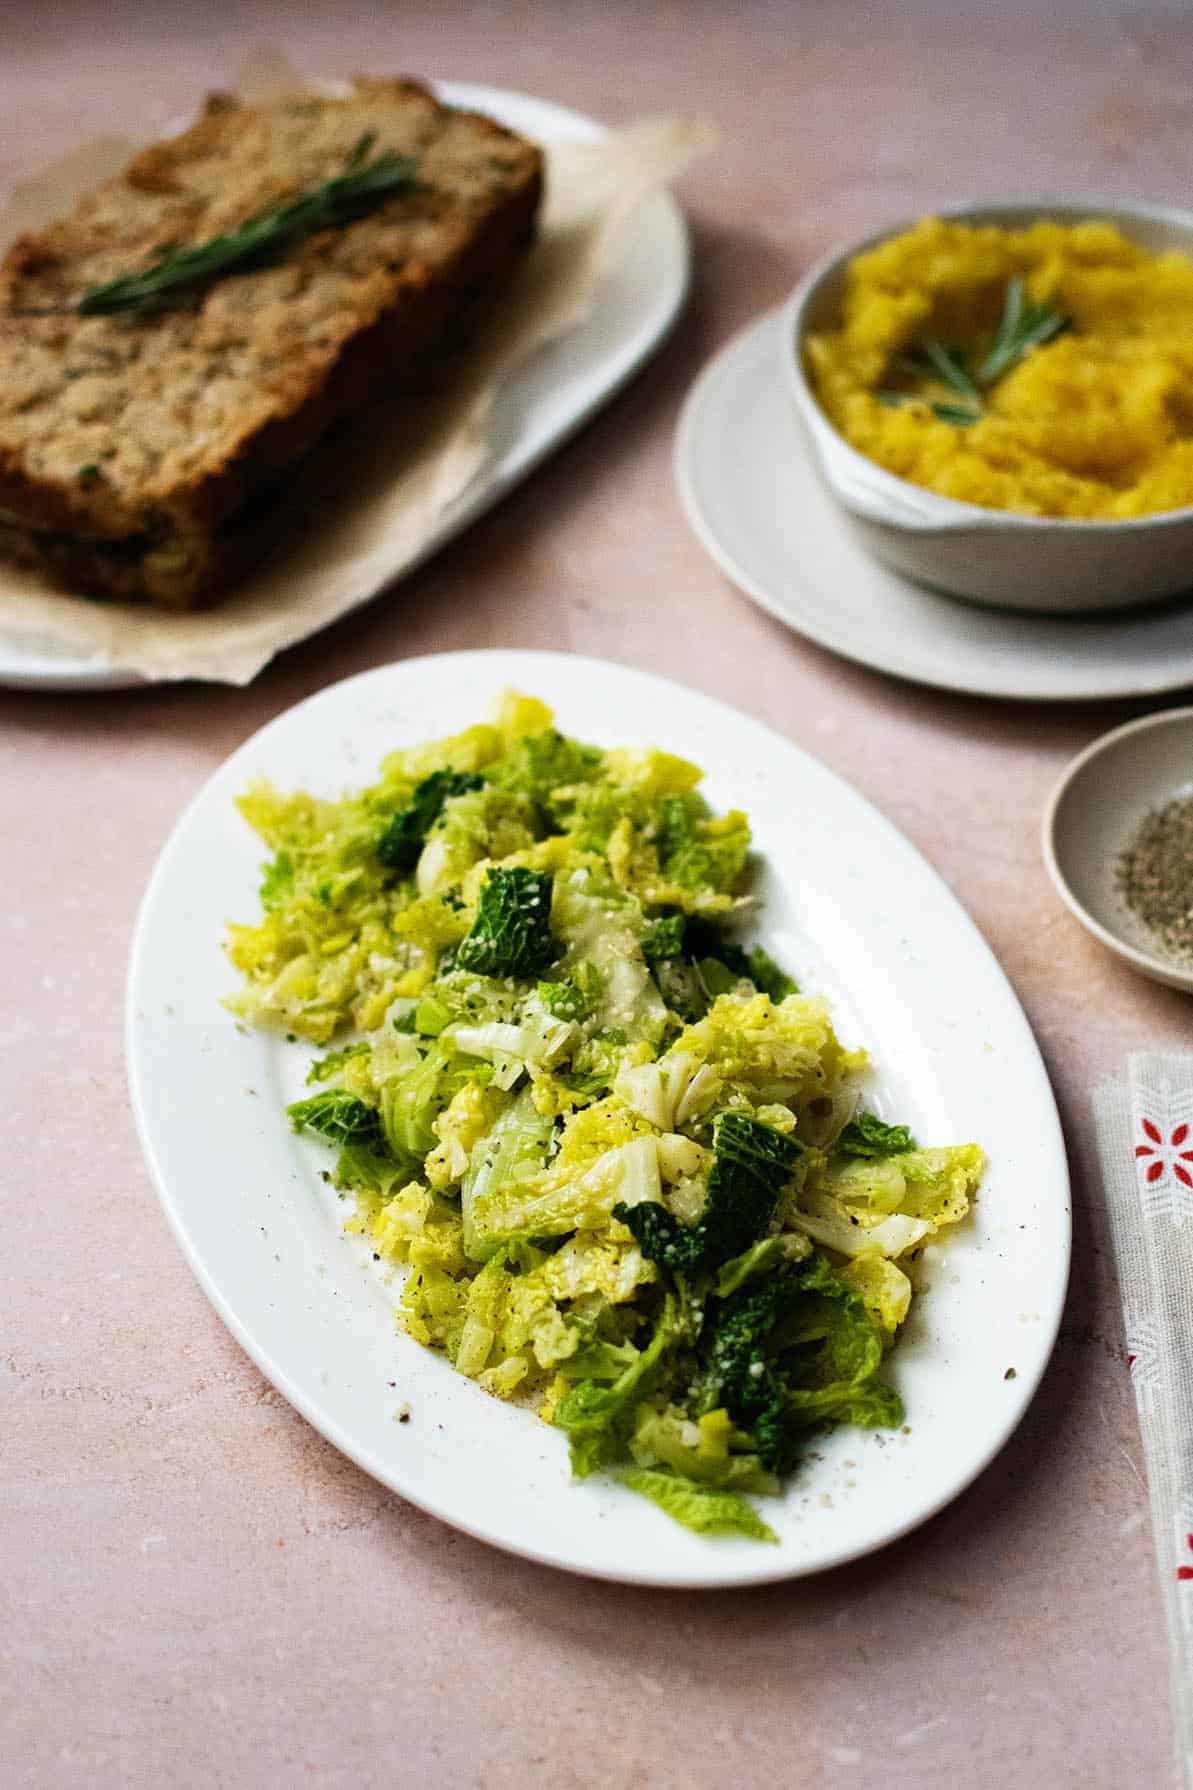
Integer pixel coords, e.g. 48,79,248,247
977,276,1071,382
876,276,1070,425
76,133,419,316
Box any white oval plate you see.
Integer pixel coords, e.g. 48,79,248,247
0,84,688,691
676,311,1193,703
127,650,1070,1586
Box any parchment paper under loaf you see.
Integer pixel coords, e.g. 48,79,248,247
0,79,714,685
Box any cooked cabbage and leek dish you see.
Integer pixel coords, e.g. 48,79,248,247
225,693,983,1543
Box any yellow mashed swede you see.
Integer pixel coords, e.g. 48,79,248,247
804,216,1193,519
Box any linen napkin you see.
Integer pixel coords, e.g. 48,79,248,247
1093,1053,1193,1788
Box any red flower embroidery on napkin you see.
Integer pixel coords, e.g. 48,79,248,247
1136,1119,1193,1189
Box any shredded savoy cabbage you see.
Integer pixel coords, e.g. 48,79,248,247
225,691,983,1542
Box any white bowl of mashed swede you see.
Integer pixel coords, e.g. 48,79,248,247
782,198,1193,615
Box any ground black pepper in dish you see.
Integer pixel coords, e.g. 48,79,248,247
1115,793,1193,961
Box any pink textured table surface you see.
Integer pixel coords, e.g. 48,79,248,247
6,3,1193,1786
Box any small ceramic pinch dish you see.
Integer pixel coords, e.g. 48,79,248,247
782,200,1193,616
1043,706,1193,993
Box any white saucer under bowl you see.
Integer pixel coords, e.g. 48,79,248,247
1043,706,1193,993
675,311,1193,704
